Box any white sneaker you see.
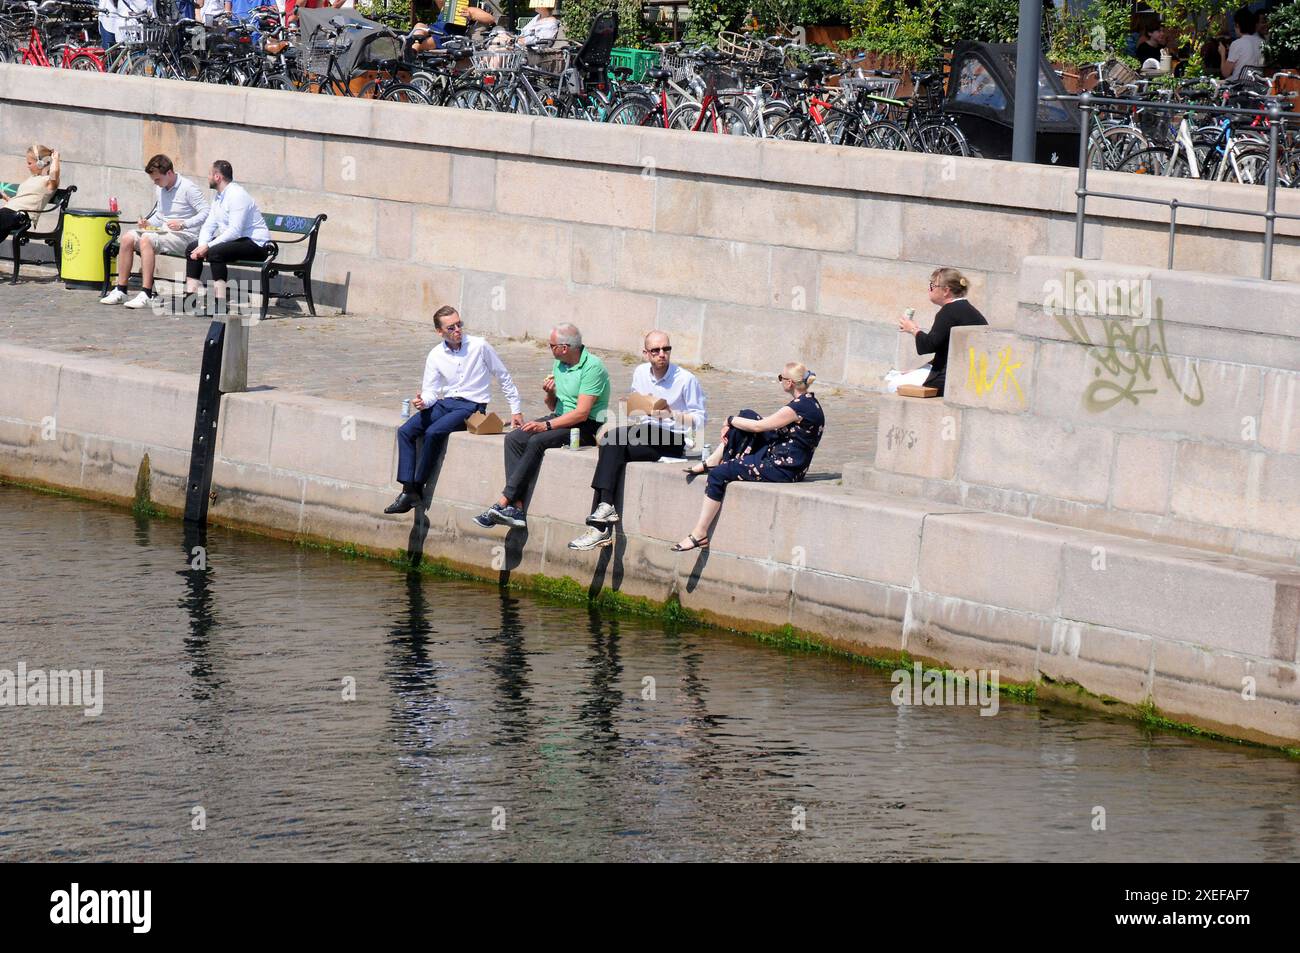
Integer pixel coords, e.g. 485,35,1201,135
587,502,619,524
568,526,613,551
123,291,152,310
99,288,127,305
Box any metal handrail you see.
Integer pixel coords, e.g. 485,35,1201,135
1045,91,1299,280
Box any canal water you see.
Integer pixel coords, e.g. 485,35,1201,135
1,484,1297,862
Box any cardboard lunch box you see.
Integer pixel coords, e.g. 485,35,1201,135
624,393,670,414
465,411,504,434
897,385,939,398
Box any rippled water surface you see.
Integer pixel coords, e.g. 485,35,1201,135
1,485,1297,862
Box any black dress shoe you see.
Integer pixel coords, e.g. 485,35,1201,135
384,491,421,515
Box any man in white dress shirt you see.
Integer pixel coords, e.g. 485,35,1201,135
185,160,271,314
101,154,209,309
568,330,707,551
385,306,525,515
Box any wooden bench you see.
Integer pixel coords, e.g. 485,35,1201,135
0,182,77,284
102,211,328,321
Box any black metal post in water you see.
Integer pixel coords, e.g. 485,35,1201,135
1012,0,1043,163
183,321,225,526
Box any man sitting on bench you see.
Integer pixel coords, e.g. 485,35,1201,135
185,159,271,316
101,154,208,309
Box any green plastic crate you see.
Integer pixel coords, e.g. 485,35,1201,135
610,47,661,82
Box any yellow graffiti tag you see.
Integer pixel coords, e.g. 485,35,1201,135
967,346,1025,405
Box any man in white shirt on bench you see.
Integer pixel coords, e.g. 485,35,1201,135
384,306,525,515
185,159,271,316
101,154,208,309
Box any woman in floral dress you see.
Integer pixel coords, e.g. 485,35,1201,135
672,362,825,552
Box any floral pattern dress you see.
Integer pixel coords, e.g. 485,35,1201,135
706,393,825,501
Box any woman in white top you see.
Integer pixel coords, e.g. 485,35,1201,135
0,145,60,243
516,2,559,47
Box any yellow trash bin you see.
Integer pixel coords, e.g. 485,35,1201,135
60,209,118,289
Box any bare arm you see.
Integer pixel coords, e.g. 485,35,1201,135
47,151,61,190
728,406,797,433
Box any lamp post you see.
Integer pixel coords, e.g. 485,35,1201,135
1012,0,1042,163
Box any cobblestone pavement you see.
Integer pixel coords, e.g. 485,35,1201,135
1,270,879,477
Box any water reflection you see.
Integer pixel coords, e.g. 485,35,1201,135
3,485,1299,862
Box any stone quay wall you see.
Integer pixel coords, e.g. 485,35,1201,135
3,63,1300,387
2,341,1298,746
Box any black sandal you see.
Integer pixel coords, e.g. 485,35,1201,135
682,462,710,476
671,535,709,552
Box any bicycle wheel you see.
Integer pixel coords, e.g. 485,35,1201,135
668,100,747,135
1114,147,1172,176
606,95,658,127
448,82,501,111
754,103,790,137
765,114,817,142
915,120,970,157
66,52,103,72
860,119,910,151
379,83,432,105
1087,125,1149,171
1223,144,1274,185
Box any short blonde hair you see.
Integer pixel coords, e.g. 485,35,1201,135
27,144,53,170
784,362,816,392
930,267,969,298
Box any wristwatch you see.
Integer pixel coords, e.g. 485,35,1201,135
545,420,552,431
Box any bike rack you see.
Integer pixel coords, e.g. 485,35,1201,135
1050,92,1300,280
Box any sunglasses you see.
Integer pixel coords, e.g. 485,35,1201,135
646,346,672,355
549,342,568,351
442,321,463,331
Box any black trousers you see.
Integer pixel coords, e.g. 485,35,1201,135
501,415,602,503
590,421,684,507
0,208,27,243
185,237,269,283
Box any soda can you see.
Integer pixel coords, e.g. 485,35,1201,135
700,443,711,461
401,399,411,419
569,426,580,450
109,196,119,214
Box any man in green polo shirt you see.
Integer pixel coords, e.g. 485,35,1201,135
475,323,610,529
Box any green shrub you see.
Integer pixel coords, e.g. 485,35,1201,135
840,0,940,68
1266,1,1300,67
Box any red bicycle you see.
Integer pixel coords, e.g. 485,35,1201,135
16,6,104,71
606,50,747,134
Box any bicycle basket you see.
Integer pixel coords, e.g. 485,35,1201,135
472,48,525,72
842,74,901,99
119,21,167,46
717,30,761,64
1102,58,1139,88
660,52,692,81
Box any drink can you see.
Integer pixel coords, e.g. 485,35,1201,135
569,426,580,450
401,399,411,419
700,443,711,461
903,307,915,320
109,196,119,214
